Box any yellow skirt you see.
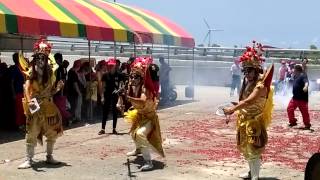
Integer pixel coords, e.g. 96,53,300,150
124,109,165,157
236,113,268,160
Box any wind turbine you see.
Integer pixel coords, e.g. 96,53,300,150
202,18,223,47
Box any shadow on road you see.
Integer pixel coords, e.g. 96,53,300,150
106,132,128,136
129,156,165,171
124,156,165,178
31,161,71,172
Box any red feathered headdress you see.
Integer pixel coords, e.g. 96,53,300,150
239,40,264,68
131,56,156,97
106,58,117,66
33,38,52,55
130,56,153,77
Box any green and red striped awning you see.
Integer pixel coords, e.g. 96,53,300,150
0,0,194,47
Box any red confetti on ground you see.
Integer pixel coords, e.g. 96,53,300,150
167,111,320,171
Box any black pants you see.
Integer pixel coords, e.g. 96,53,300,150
161,81,169,99
101,94,118,130
67,95,77,119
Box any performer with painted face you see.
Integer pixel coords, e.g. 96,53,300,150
18,39,64,169
124,57,165,171
223,41,274,180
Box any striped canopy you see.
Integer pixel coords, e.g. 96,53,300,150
0,0,194,47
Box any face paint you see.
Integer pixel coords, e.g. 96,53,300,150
130,73,142,86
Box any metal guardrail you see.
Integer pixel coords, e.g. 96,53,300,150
2,34,320,63
49,41,320,63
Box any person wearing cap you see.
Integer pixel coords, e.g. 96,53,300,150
223,41,274,180
66,60,82,123
286,61,296,90
302,57,308,74
276,60,288,95
287,64,311,130
53,53,71,126
126,56,136,74
98,58,123,135
159,57,171,102
230,57,241,97
18,39,64,169
279,60,288,81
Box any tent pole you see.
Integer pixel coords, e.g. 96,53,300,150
114,41,117,59
151,43,153,55
132,33,136,57
192,47,195,101
134,42,136,57
88,40,92,124
20,36,24,53
167,45,170,65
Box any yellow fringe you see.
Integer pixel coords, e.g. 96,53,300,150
18,51,32,77
262,86,274,128
48,54,58,85
124,109,138,124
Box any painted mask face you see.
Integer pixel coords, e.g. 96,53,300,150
243,67,256,81
129,73,142,86
34,53,47,73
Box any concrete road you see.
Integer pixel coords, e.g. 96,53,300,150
1,86,318,180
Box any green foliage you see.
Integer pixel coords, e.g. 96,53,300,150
310,44,317,50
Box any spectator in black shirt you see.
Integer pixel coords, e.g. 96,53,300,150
53,54,71,126
66,60,82,122
10,52,26,128
54,53,66,84
287,64,311,129
98,58,123,135
0,62,15,129
159,57,171,101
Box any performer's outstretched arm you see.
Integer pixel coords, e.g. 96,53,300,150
224,86,267,115
127,93,147,104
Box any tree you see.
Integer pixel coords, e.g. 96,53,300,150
310,44,317,50
211,43,220,47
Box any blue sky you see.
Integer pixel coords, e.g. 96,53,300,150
119,0,320,48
